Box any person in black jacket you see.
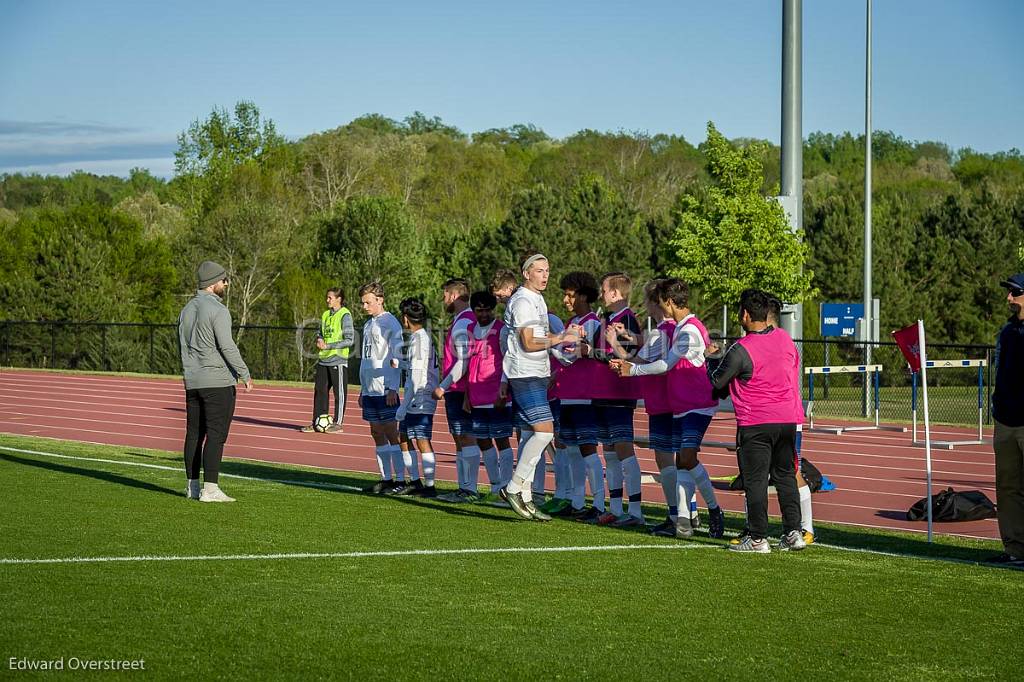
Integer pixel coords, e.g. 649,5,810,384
990,274,1024,567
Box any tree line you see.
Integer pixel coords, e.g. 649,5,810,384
2,101,1022,349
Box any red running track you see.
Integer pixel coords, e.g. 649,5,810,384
0,370,1000,541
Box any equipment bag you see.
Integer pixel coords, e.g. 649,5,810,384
800,459,824,492
906,487,997,522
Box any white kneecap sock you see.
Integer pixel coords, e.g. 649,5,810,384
421,451,436,486
622,456,643,518
799,485,814,535
569,447,586,509
403,447,420,481
677,468,696,520
690,462,719,509
454,446,465,490
482,447,500,490
498,448,514,487
659,465,679,520
375,445,393,480
390,445,405,482
508,431,554,501
461,445,481,493
554,446,571,498
605,453,624,515
585,453,605,512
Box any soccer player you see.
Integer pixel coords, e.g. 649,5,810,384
611,278,726,538
709,289,806,553
550,271,606,522
301,287,354,433
392,298,439,497
589,272,645,527
357,281,405,494
610,280,685,536
499,254,580,520
433,278,481,502
464,291,513,501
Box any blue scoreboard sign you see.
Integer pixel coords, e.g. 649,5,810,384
820,303,863,337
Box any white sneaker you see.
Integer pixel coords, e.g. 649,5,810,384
199,484,235,503
186,479,201,500
778,529,807,551
728,535,771,553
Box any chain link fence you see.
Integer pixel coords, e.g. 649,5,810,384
1,321,996,427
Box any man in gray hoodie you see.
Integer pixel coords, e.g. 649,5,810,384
178,260,253,502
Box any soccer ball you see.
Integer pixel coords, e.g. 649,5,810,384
313,414,333,433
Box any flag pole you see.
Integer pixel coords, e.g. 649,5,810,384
918,319,933,542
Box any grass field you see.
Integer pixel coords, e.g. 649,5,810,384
0,433,1018,680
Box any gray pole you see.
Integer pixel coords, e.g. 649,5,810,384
780,0,803,343
863,0,873,362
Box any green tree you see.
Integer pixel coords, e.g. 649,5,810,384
667,122,816,317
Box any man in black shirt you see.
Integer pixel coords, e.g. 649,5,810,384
990,274,1024,567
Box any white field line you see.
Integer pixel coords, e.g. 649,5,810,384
0,444,1005,564
0,544,714,566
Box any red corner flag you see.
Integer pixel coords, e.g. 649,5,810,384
891,323,922,373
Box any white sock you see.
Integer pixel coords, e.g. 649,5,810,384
585,453,605,511
659,465,679,521
403,447,420,481
375,445,392,480
677,468,696,521
498,448,514,487
622,456,643,518
554,446,571,498
689,462,719,509
421,451,436,486
532,446,547,497
800,485,814,535
606,454,623,516
461,445,481,493
390,445,405,482
454,446,465,490
569,447,586,509
508,431,554,501
482,447,500,491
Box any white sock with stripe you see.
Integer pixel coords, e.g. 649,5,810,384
606,455,624,516
800,485,814,535
461,445,481,493
498,447,514,487
622,456,643,518
689,462,719,509
569,447,586,509
585,453,605,512
659,465,678,521
421,451,436,486
482,447,500,492
375,445,393,480
677,468,696,521
390,445,405,482
403,446,420,481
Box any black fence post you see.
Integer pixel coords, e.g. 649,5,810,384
101,325,108,371
148,325,155,373
262,327,269,381
50,322,57,369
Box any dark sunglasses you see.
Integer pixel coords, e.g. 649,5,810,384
1009,287,1024,297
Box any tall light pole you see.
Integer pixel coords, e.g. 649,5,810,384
863,0,873,364
780,0,803,342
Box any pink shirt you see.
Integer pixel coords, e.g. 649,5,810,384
731,328,806,427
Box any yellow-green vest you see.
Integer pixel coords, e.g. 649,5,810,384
319,307,351,360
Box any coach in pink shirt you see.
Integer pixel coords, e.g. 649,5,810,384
708,289,806,554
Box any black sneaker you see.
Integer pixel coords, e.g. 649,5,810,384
417,484,438,498
708,506,725,539
649,519,677,537
573,506,603,524
384,481,410,495
986,553,1024,567
365,479,394,494
395,479,424,496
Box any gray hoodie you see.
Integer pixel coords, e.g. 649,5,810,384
178,290,251,390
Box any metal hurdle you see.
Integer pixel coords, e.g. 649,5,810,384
804,364,907,435
911,358,990,450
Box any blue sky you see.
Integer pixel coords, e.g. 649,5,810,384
1,0,1021,178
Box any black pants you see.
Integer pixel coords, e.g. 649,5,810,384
313,363,348,423
737,423,802,539
183,386,236,483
